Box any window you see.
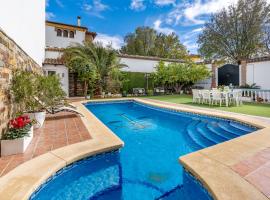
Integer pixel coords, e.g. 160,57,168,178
56,29,62,37
63,30,68,37
47,71,56,76
69,31,74,38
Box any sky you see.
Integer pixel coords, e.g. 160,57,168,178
46,0,239,54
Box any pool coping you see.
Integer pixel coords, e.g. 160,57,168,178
0,97,269,200
0,99,124,200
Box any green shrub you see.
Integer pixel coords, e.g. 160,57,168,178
36,75,66,112
147,90,154,96
10,70,66,114
122,72,154,93
10,70,42,113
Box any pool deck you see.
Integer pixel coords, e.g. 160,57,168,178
0,98,269,200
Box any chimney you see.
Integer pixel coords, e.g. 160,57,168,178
77,16,81,26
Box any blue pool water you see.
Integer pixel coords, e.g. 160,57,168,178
31,101,257,200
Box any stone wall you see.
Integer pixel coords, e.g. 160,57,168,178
0,29,42,138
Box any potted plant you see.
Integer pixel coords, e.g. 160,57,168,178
35,75,66,114
1,115,34,156
11,71,46,129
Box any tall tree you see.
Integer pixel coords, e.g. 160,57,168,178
121,27,157,56
86,43,127,92
153,33,187,59
198,0,270,62
63,42,97,98
263,24,270,53
121,27,187,59
153,61,211,93
64,42,126,97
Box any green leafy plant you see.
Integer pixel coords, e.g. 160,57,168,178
64,42,127,97
10,70,42,113
147,90,154,96
153,61,211,93
239,83,261,89
36,75,66,113
2,115,33,140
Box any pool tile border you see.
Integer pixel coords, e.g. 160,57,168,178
0,97,269,200
0,99,124,200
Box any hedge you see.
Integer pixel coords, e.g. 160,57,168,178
122,72,154,93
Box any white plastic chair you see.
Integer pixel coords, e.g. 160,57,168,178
201,90,211,105
211,91,223,106
231,90,242,106
192,89,201,104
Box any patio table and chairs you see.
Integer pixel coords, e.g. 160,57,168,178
192,88,242,107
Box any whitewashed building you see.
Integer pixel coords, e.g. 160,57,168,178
43,17,96,96
43,18,270,97
0,0,45,66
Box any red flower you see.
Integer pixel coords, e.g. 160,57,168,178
9,115,32,129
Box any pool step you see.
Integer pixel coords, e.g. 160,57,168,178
217,122,248,136
229,121,256,132
196,122,227,144
184,121,204,151
186,121,214,148
207,122,238,140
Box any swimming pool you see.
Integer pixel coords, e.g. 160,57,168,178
31,100,257,200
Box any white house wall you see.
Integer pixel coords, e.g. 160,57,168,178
247,61,270,89
0,0,45,65
43,65,69,96
46,26,85,48
45,51,63,59
120,57,163,73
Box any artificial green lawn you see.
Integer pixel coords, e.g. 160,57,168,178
141,94,270,118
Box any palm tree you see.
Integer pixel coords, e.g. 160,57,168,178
63,43,97,98
63,42,127,97
86,42,127,92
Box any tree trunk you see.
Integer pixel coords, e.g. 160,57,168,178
84,80,88,99
174,83,183,94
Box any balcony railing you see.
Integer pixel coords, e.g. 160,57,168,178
238,89,270,103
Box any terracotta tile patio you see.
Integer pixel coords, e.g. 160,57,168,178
0,112,91,177
231,147,270,198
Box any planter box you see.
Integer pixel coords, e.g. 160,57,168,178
29,111,46,129
1,126,33,156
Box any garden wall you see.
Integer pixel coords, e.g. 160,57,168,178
247,60,270,89
0,29,42,138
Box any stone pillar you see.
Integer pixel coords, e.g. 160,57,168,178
240,60,247,86
211,62,217,88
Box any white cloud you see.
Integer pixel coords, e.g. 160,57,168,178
182,27,203,41
183,40,198,53
191,27,203,33
55,0,64,8
154,0,176,6
46,12,55,20
153,19,175,35
95,33,124,49
83,4,92,11
167,0,238,25
93,0,109,11
130,0,146,11
83,0,109,18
